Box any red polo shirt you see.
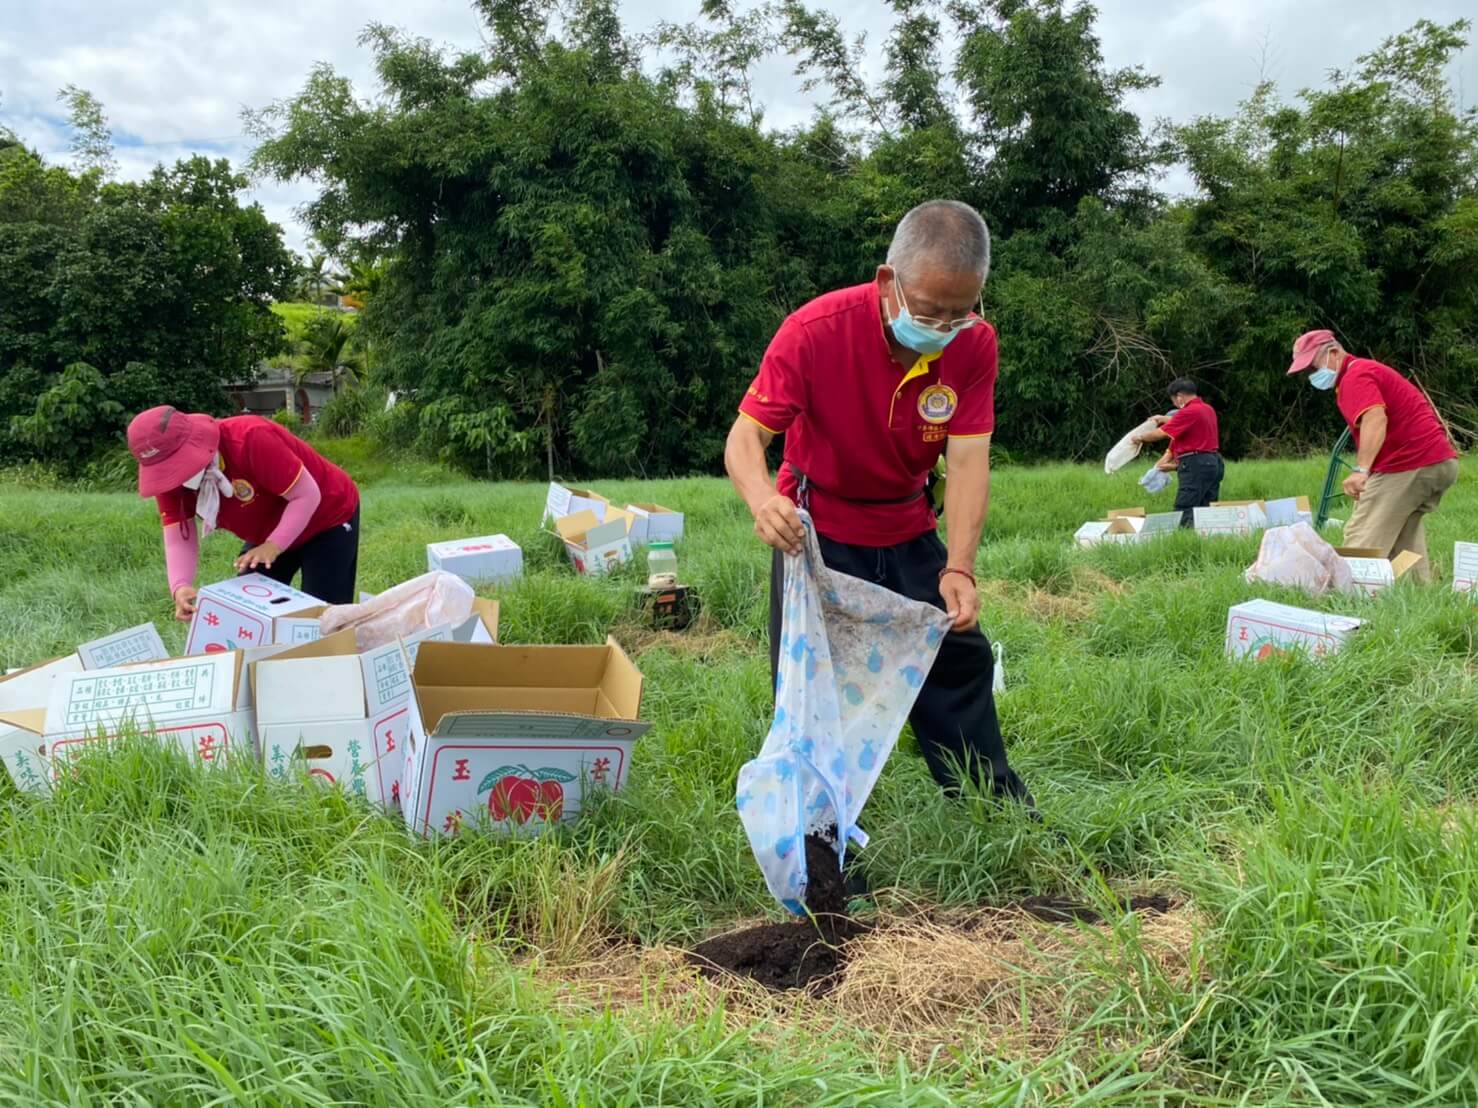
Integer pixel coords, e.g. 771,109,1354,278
738,283,996,546
156,416,360,545
1162,397,1219,457
1335,357,1456,475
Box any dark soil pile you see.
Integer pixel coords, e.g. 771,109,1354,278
688,834,864,994
1011,893,1175,924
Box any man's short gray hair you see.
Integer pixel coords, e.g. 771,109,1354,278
886,200,991,284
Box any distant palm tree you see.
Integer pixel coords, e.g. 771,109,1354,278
294,313,361,392
293,252,345,305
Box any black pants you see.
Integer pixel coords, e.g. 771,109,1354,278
769,530,1030,801
239,507,360,604
1174,453,1225,527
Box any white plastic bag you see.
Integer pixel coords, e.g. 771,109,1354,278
1243,523,1357,597
1104,415,1163,474
736,511,950,915
1138,464,1173,495
319,571,476,649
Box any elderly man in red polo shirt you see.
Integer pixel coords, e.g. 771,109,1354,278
724,199,1031,810
1288,329,1459,581
1131,377,1223,527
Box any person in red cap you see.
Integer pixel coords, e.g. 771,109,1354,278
1287,330,1459,581
127,406,362,619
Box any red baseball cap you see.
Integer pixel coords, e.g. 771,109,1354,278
1287,329,1337,375
127,406,220,497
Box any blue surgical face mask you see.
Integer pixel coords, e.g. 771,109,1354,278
889,281,964,356
890,305,960,356
1309,368,1338,391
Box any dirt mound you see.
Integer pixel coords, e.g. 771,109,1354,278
689,890,1177,996
687,834,862,994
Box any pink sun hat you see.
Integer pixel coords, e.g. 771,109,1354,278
1287,329,1337,375
127,406,220,497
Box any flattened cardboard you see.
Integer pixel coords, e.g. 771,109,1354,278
1453,542,1478,599
1225,599,1364,661
400,639,650,838
75,623,168,670
1334,547,1425,596
542,483,608,527
185,573,325,655
427,534,523,585
624,503,684,545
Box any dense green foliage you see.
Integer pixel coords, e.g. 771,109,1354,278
0,117,295,466
247,1,1476,475
2,459,1476,1101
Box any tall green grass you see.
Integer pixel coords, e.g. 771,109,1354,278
1,455,1475,1103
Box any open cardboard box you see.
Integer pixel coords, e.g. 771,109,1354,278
1454,542,1477,599
427,534,523,585
625,503,684,545
1225,599,1364,661
399,639,651,838
554,509,635,576
1333,547,1424,596
250,600,498,808
542,482,609,527
185,573,326,655
0,652,253,795
1074,507,1181,547
0,624,169,793
1200,496,1312,537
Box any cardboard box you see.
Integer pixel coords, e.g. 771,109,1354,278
0,653,254,793
1265,496,1313,528
625,503,684,545
554,509,635,576
185,573,326,655
1334,547,1424,597
1225,599,1364,661
1454,542,1478,599
1074,508,1180,547
427,534,523,585
542,482,608,527
0,625,169,793
251,600,499,808
400,639,651,838
1195,504,1265,538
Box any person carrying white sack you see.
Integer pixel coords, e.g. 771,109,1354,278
1131,378,1223,527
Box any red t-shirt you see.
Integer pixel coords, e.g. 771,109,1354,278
157,416,360,545
738,283,996,546
1335,357,1456,474
1162,397,1219,457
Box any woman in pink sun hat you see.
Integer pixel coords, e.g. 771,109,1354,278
127,406,361,620
1287,329,1459,581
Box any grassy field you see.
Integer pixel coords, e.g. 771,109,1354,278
1,451,1475,1105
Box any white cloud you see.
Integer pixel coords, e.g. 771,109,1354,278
2,0,1473,252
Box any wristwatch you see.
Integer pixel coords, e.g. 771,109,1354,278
1352,466,1369,475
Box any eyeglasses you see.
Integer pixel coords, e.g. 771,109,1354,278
895,278,984,333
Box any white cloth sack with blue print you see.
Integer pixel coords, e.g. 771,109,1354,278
737,511,952,915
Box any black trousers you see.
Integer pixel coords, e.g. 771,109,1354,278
239,507,360,604
1173,453,1225,527
769,530,1030,801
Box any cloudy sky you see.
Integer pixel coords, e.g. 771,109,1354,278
3,0,1474,254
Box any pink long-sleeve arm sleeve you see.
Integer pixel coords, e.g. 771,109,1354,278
163,521,200,596
266,467,322,550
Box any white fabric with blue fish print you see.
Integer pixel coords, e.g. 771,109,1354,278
737,510,952,915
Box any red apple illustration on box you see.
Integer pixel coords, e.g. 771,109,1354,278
478,765,578,824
